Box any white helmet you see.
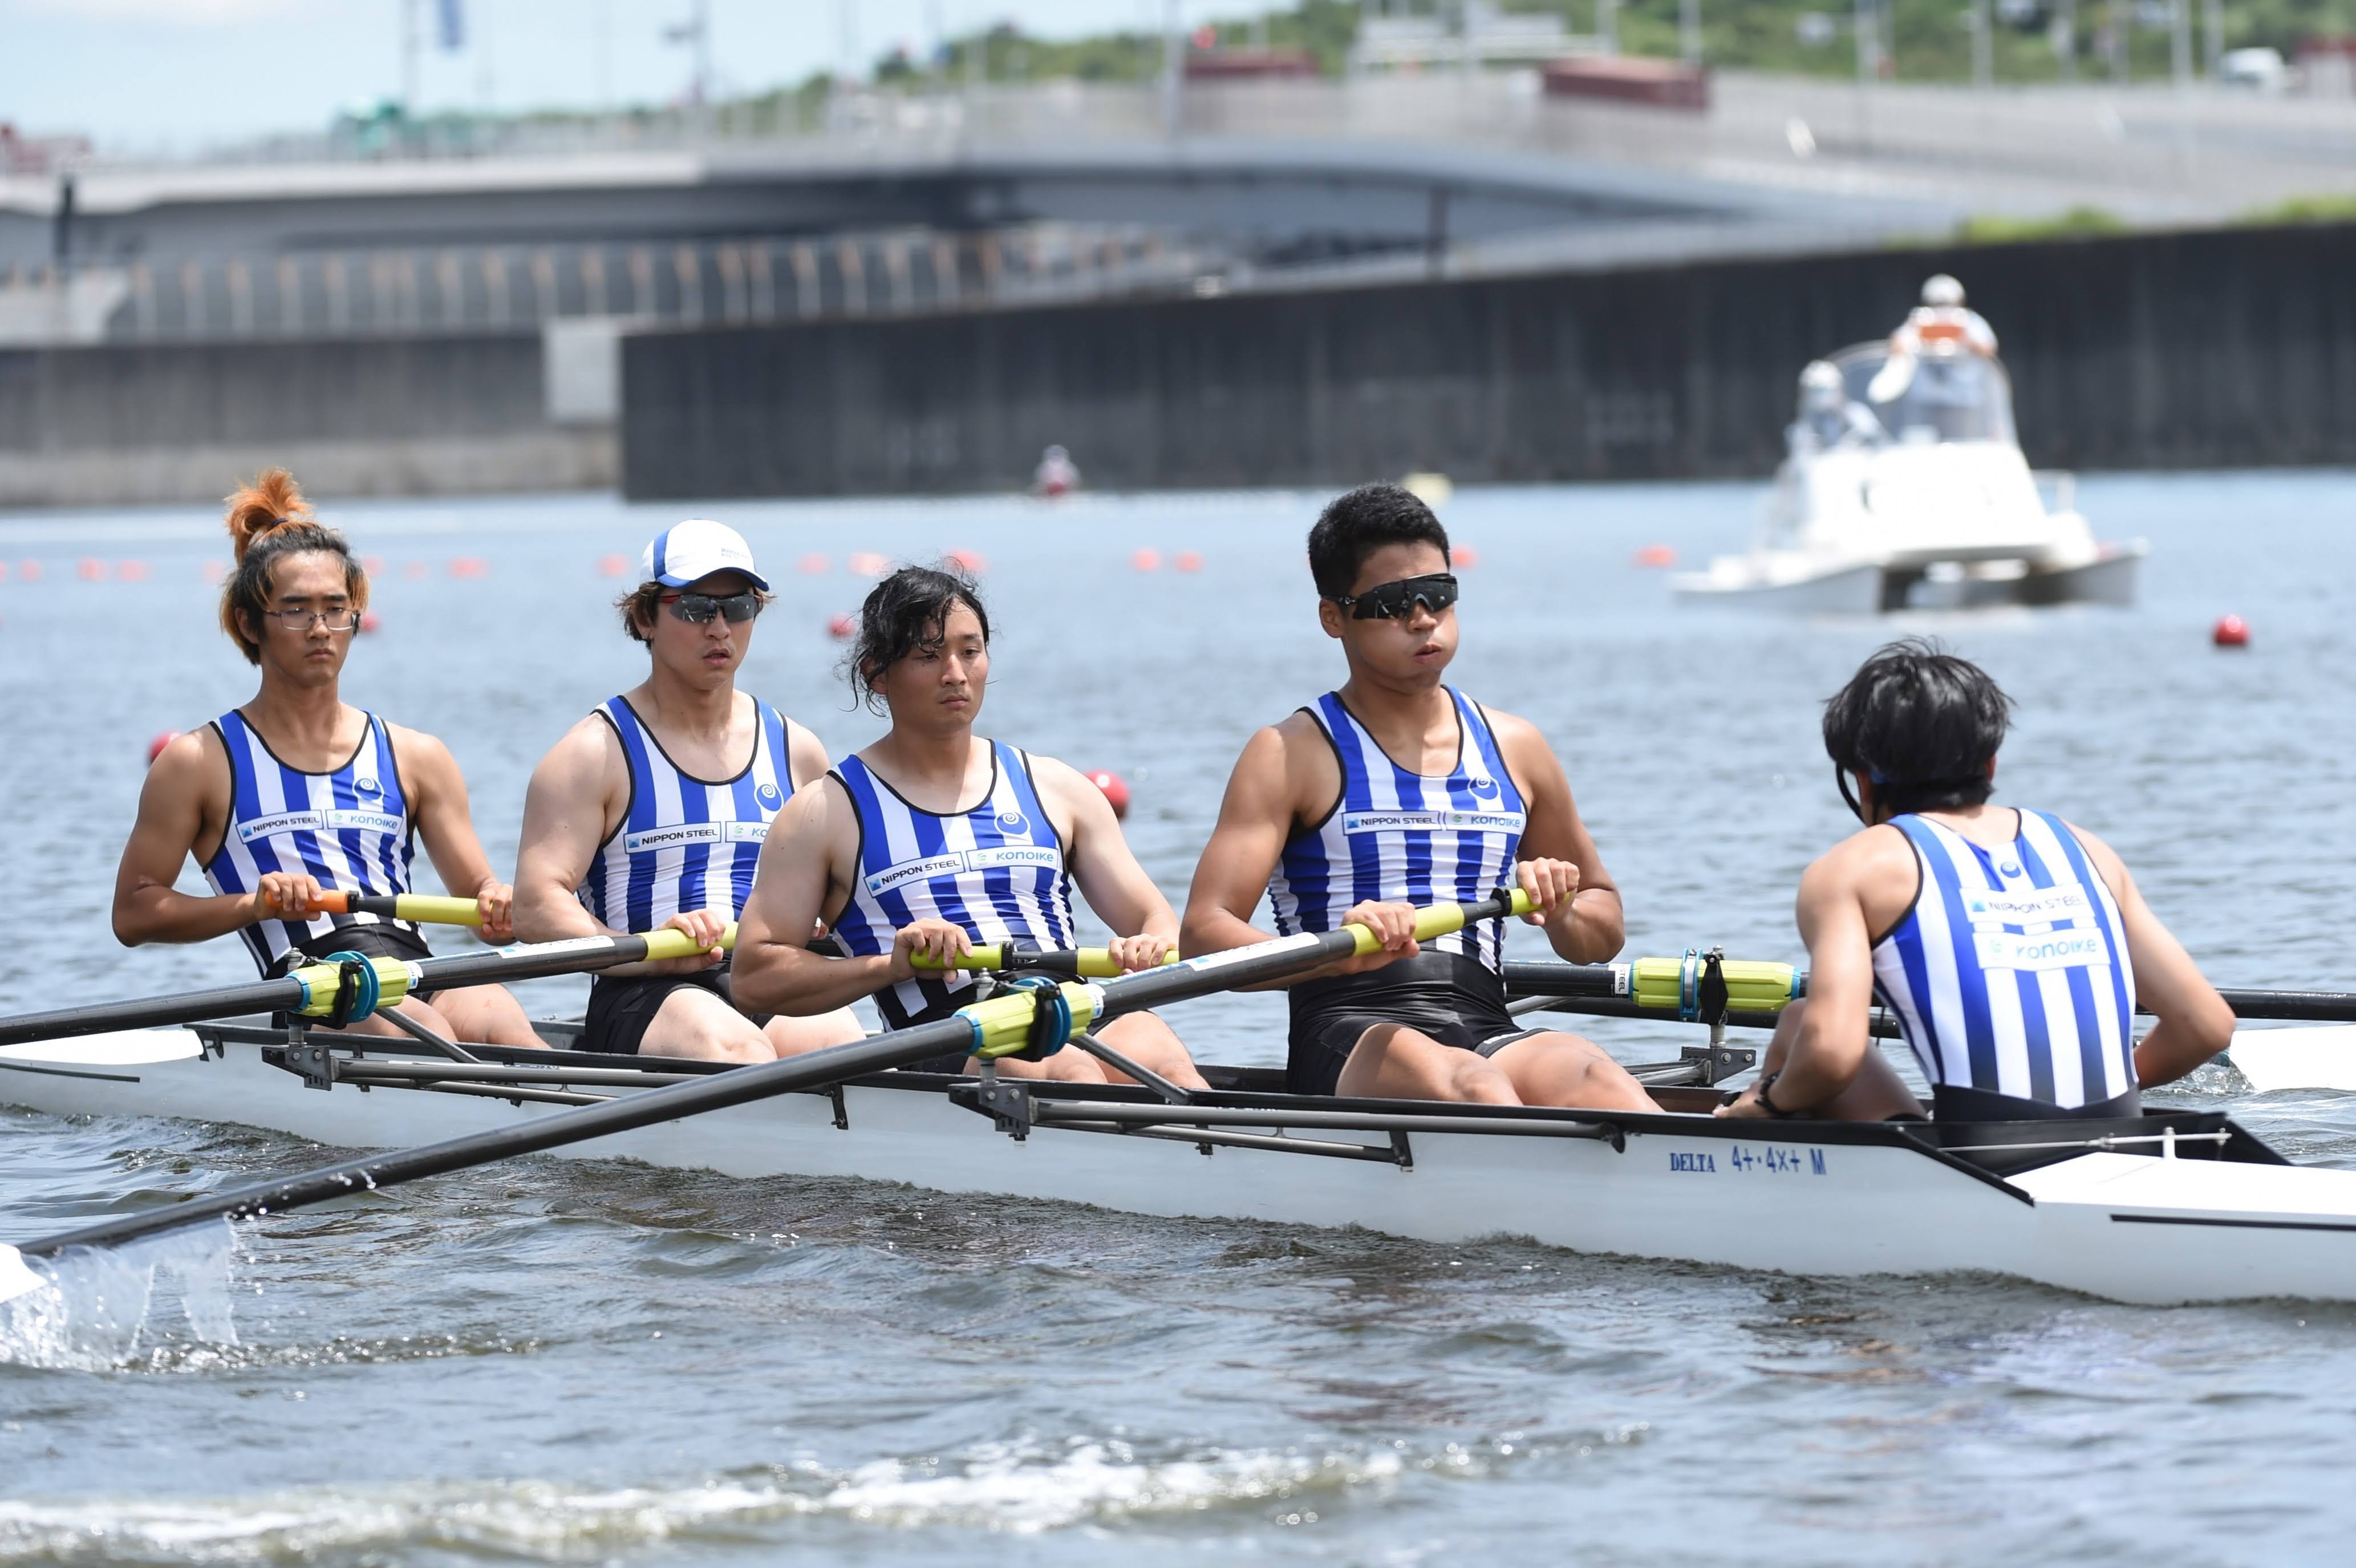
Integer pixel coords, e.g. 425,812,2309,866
1798,359,1844,412
1921,273,1965,307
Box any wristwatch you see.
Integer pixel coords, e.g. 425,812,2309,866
1754,1070,1800,1119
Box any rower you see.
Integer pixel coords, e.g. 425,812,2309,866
1717,639,2235,1123
512,520,863,1062
1179,484,1653,1111
731,566,1208,1089
111,468,540,1048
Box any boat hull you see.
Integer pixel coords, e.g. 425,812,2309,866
5,1030,2355,1306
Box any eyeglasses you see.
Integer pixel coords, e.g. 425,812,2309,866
662,591,763,625
262,606,359,631
1327,572,1460,621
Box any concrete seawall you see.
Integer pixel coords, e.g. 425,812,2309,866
620,222,2356,499
0,335,613,509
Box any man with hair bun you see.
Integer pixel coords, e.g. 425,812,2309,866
112,468,540,1048
1182,483,1653,1111
514,520,863,1062
1717,638,2234,1123
731,564,1207,1090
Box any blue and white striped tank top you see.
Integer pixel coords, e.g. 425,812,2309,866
202,709,417,975
827,742,1078,1030
1267,689,1526,972
1871,810,2138,1110
581,695,795,935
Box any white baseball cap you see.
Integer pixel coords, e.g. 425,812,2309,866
640,519,769,592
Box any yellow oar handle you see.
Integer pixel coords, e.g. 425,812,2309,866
285,921,738,1019
912,944,1183,978
313,891,488,927
1348,888,1535,956
1626,953,1800,1013
634,922,740,963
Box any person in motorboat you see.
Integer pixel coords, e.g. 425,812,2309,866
1179,484,1654,1112
1790,359,1885,454
730,565,1209,1089
1868,274,1998,407
111,468,542,1048
1032,445,1080,498
512,519,863,1062
1717,639,2235,1123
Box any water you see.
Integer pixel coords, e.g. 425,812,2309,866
0,472,2351,1563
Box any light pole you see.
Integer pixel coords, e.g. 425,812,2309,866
2203,0,2224,73
1681,0,1702,64
1972,0,1994,87
2056,0,2077,84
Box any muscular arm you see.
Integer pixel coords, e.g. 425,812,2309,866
1763,838,1893,1108
1035,754,1177,965
1491,710,1624,964
111,728,288,946
392,726,512,940
731,780,900,1015
2071,825,2236,1087
784,722,833,791
513,719,622,945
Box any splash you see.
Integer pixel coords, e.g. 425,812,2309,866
0,1219,240,1371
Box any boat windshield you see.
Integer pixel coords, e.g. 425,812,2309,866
1827,342,2018,445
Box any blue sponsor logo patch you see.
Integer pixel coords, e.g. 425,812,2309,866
354,775,381,797
996,810,1030,836
756,782,783,809
1470,777,1500,798
2000,859,2022,878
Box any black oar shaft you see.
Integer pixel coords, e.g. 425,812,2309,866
13,895,1515,1261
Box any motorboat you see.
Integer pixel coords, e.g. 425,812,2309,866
1674,340,2147,614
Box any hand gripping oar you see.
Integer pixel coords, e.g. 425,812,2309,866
0,923,739,1049
0,891,1532,1304
313,891,488,927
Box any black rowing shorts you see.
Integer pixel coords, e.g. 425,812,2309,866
1286,950,1543,1098
581,968,773,1057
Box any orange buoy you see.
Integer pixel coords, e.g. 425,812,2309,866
2212,614,2250,649
799,553,830,575
146,731,180,765
18,560,41,583
1085,770,1131,819
75,558,107,582
359,611,382,635
1130,548,1162,572
944,547,990,575
597,553,630,578
118,560,151,582
448,556,489,580
826,612,857,640
847,551,890,579
1450,545,1479,569
1633,544,1678,569
1173,550,1203,573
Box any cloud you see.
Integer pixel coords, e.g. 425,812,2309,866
14,0,313,23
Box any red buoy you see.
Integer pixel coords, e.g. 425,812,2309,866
76,558,107,582
1173,550,1204,572
18,560,41,583
596,553,630,578
1086,770,1132,819
118,560,151,582
2212,614,2250,649
944,548,990,575
362,554,387,576
146,731,180,765
826,612,857,640
1633,544,1678,569
358,611,382,635
799,553,830,575
1450,545,1480,569
847,551,890,579
1130,548,1162,572
448,556,490,580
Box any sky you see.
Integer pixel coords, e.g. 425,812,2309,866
0,0,1221,154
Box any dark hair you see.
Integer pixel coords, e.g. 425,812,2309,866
614,578,776,644
846,564,989,714
218,468,369,665
1306,483,1451,599
1822,639,2013,817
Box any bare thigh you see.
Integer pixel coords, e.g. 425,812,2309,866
425,983,546,1049
761,1007,866,1059
1092,1011,1210,1092
641,985,778,1064
1485,1030,1657,1112
1335,1022,1519,1104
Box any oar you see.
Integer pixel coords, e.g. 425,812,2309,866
0,891,1532,1304
0,923,738,1049
913,944,1182,979
313,891,486,927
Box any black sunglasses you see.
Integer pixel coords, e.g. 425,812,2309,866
663,591,763,625
1328,572,1460,621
